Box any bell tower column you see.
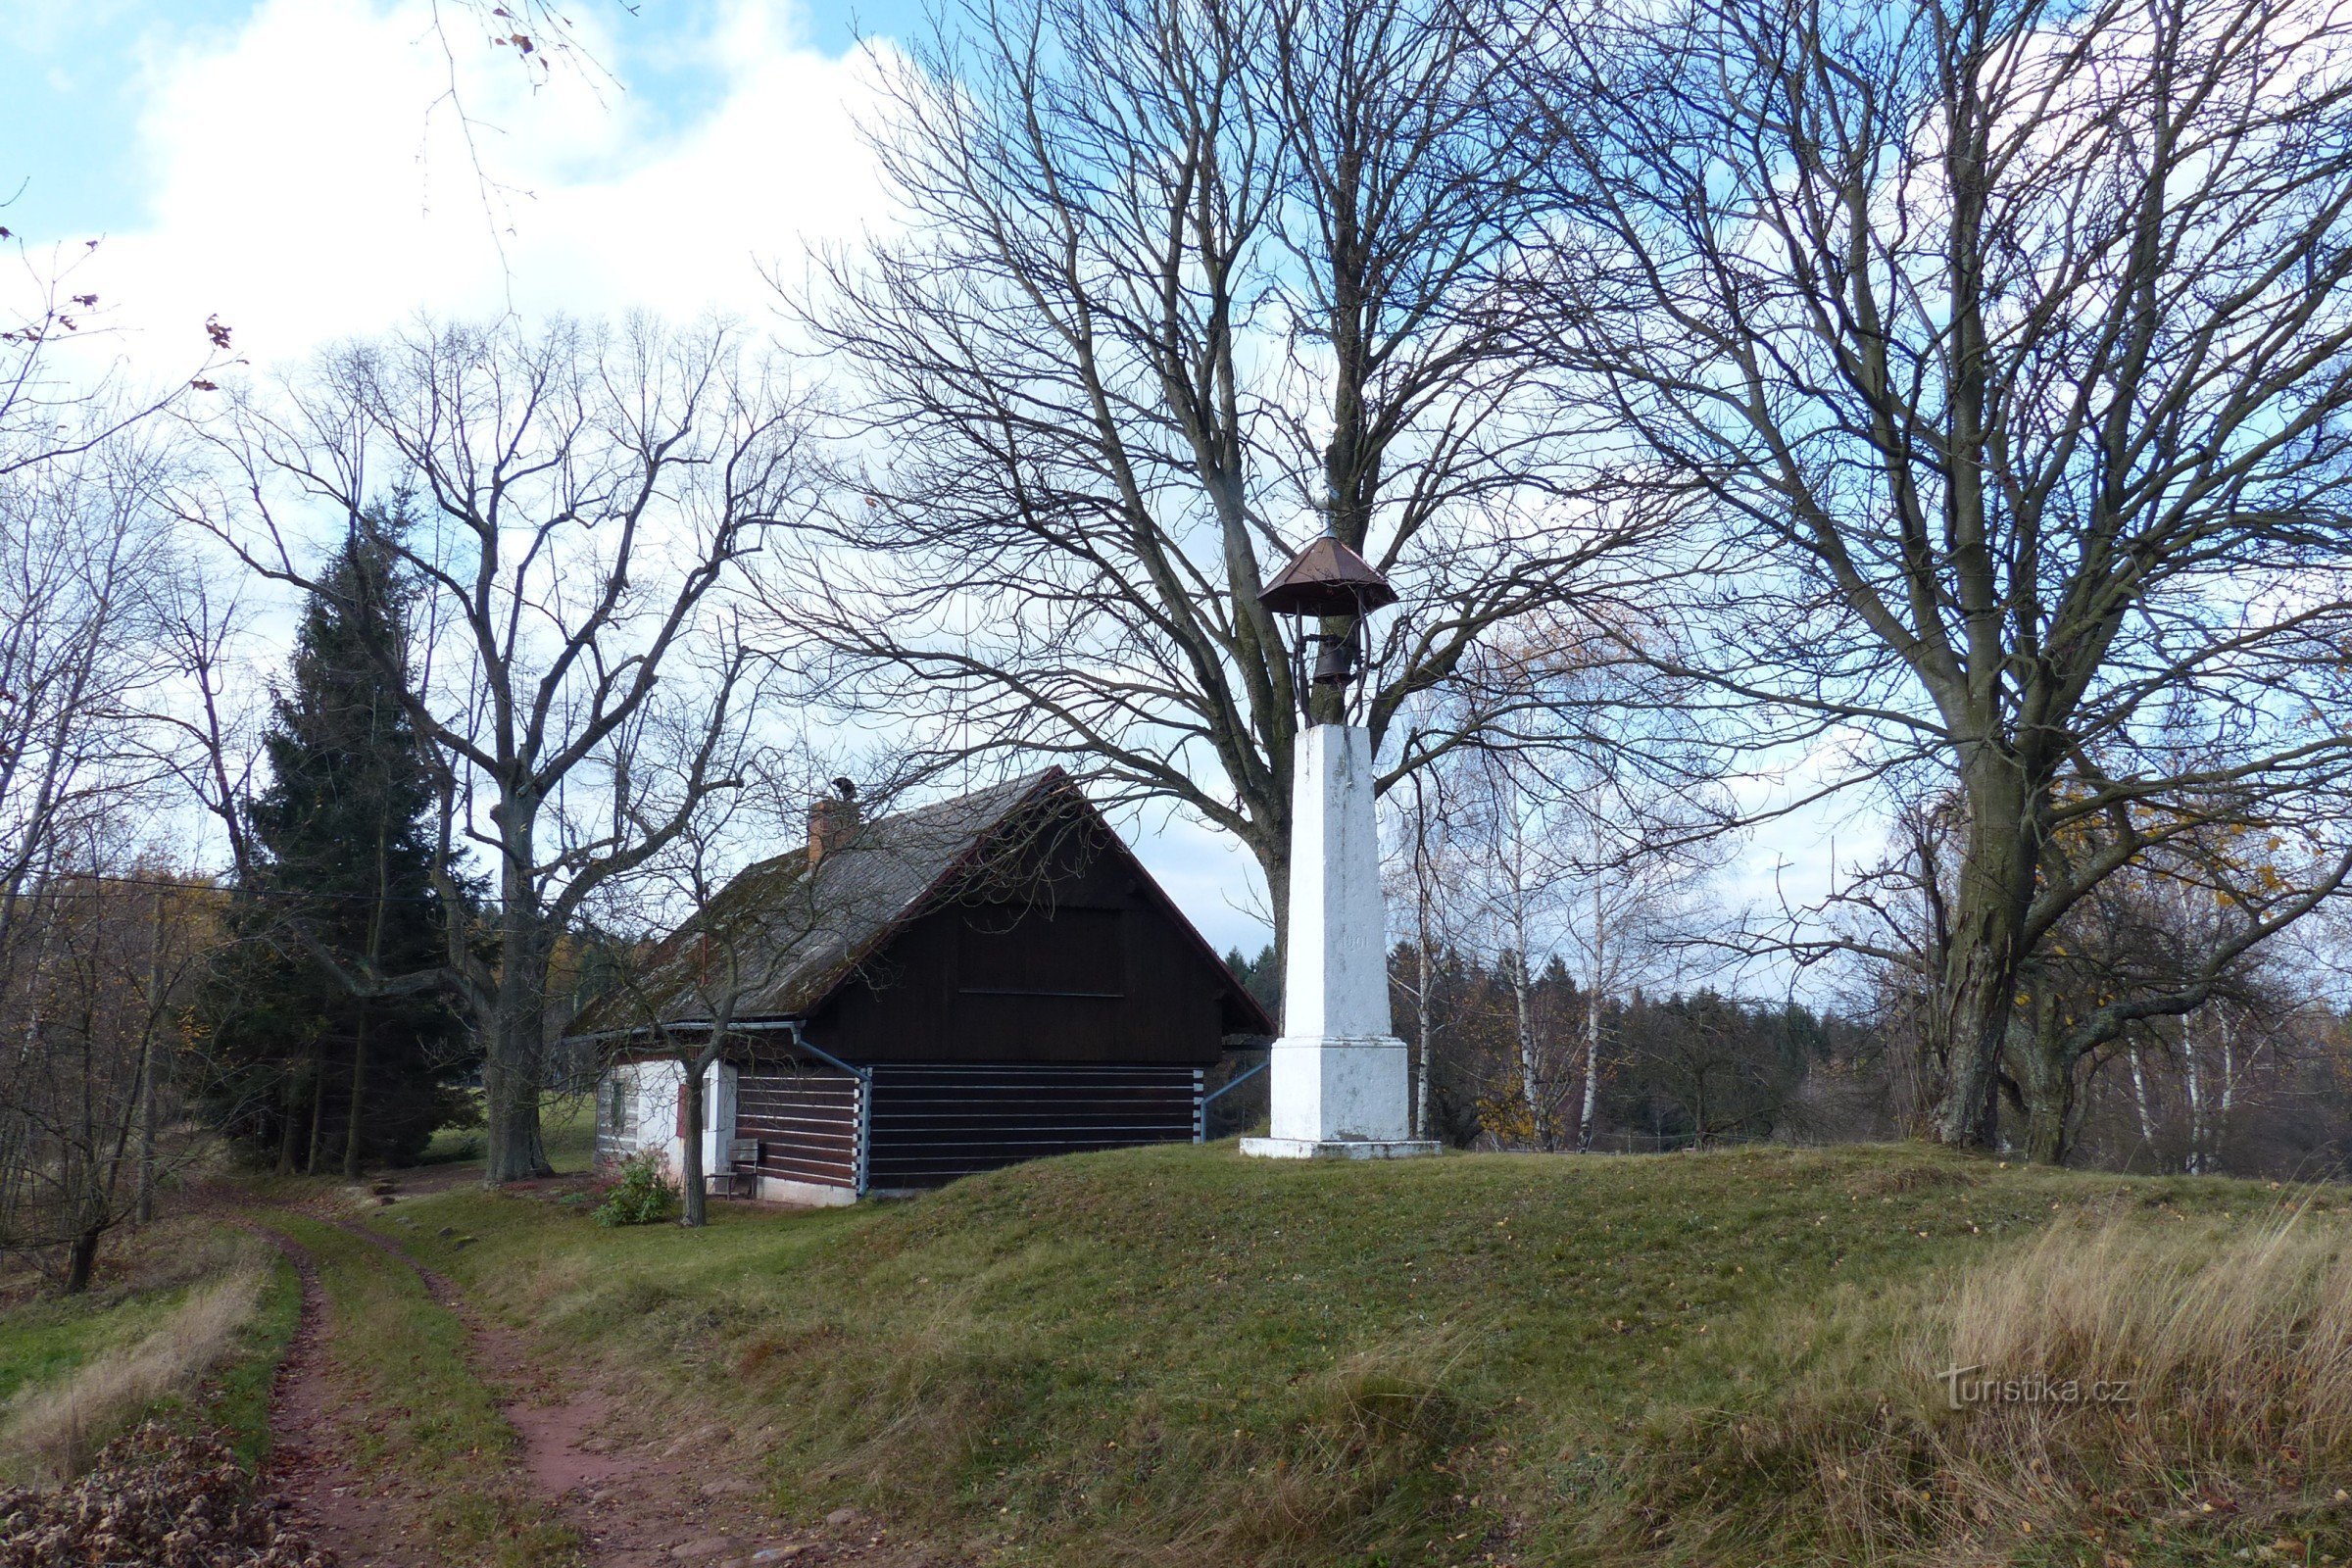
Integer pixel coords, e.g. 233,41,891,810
1241,723,1440,1159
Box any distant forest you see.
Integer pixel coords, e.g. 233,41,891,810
1220,946,2352,1180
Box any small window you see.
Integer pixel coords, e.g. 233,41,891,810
605,1073,631,1132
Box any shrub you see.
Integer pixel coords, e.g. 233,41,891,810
594,1154,678,1228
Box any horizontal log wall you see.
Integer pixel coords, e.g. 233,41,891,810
865,1062,1201,1188
736,1067,862,1191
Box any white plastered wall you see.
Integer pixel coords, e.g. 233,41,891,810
604,1058,735,1178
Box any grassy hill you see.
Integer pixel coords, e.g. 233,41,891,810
0,1219,299,1484
392,1142,2352,1566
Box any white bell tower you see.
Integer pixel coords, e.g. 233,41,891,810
1240,534,1441,1161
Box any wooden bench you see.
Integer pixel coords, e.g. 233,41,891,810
705,1138,761,1200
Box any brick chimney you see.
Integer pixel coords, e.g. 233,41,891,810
808,777,859,869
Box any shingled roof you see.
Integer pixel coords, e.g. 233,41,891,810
569,768,1096,1035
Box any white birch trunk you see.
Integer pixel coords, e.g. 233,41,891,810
2183,1017,2205,1175
2127,1044,2157,1146
1578,889,1603,1153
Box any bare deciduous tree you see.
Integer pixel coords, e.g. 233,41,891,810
0,424,192,1048
200,316,814,1182
1519,0,2352,1152
1,859,220,1293
771,0,1657,958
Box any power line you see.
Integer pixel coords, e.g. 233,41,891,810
8,870,460,907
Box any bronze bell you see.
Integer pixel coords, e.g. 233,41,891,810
1309,628,1360,687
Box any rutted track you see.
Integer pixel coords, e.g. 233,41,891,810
243,1223,437,1568
241,1199,953,1568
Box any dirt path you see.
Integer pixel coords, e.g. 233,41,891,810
246,1227,440,1568
249,1201,956,1568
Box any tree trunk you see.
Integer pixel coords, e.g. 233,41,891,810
347,824,387,1182
482,898,553,1184
1936,751,2034,1147
2127,1044,2156,1146
137,888,161,1225
1578,890,1603,1153
1260,846,1292,1031
63,1223,102,1294
135,1062,156,1224
1413,964,1432,1143
1509,940,1541,1147
679,1059,707,1227
275,1065,303,1176
483,1026,552,1181
341,1003,368,1179
2183,1016,2206,1174
2018,997,2074,1165
304,1052,326,1175
2214,1013,2236,1171
2021,1064,2073,1165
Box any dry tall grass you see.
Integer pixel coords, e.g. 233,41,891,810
1946,1206,2352,1465
1641,1203,2352,1563
0,1258,270,1485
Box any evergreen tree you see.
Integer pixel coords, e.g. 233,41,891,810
199,509,473,1171
1224,944,1282,1019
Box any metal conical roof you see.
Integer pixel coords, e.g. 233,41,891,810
1256,533,1398,616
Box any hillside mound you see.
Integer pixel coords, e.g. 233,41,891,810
407,1142,2352,1566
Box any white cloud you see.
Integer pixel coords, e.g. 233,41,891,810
51,0,897,372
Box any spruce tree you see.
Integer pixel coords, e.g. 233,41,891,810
201,508,473,1171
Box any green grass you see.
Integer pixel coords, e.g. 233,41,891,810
539,1092,595,1172
0,1220,304,1480
418,1091,595,1172
243,1212,577,1566
347,1140,2349,1567
195,1252,303,1471
0,1286,193,1403
419,1120,487,1165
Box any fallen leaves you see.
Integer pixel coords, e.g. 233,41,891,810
0,1424,336,1567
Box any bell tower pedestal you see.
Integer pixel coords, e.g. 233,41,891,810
1240,723,1441,1160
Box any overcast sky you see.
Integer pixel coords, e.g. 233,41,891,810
2,0,1859,985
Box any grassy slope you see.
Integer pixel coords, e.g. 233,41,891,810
0,1219,302,1478
380,1142,2346,1567
0,1288,193,1403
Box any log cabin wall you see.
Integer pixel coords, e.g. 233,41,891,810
863,1062,1203,1190
735,1064,863,1201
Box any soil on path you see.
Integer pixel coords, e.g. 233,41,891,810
250,1192,959,1568
246,1227,437,1568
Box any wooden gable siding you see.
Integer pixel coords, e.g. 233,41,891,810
735,1066,861,1191
806,816,1232,1066
864,1062,1202,1189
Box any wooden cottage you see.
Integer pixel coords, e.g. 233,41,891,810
573,769,1272,1202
